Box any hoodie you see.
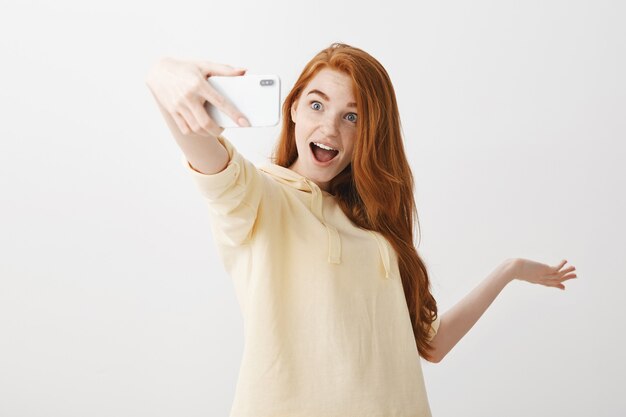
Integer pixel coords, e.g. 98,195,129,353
182,134,440,417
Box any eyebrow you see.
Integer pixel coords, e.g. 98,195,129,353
306,89,357,108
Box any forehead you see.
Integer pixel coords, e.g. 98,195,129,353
305,68,355,98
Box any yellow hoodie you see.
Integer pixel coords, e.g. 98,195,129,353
182,134,440,417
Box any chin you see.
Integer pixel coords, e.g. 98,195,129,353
308,167,335,182
309,169,333,181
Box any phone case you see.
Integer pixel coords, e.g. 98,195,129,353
204,74,281,128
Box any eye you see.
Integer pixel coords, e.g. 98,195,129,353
310,101,323,110
310,101,358,124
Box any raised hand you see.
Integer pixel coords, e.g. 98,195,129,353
511,258,578,290
145,57,250,137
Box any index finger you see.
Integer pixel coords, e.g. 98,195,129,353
196,60,247,77
199,78,250,127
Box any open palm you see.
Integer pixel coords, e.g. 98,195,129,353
512,258,578,290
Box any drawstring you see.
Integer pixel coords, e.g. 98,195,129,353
302,178,390,279
303,178,341,264
367,230,392,280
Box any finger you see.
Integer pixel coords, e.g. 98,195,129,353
197,61,247,76
545,276,566,287
544,281,564,290
546,278,566,290
553,259,568,272
178,106,204,135
172,111,192,135
188,100,223,137
560,271,577,280
199,79,251,127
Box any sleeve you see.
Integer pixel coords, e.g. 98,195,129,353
425,314,441,343
181,134,265,247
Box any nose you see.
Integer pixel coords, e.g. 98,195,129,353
321,114,340,137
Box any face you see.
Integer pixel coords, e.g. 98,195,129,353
288,68,358,192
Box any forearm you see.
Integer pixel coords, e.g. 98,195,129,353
430,259,516,363
178,134,229,175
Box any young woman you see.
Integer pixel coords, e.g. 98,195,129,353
146,42,577,417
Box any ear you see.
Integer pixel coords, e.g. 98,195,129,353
290,99,298,123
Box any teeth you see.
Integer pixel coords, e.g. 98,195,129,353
313,142,337,151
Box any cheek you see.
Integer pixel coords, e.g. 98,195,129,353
296,123,313,142
344,137,356,156
294,127,308,151
344,148,354,162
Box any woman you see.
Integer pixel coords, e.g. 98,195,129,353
146,42,577,417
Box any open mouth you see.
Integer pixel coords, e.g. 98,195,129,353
310,142,339,163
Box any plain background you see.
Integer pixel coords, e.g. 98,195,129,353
1,0,624,416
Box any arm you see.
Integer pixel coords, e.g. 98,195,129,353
427,257,577,363
427,259,515,363
145,57,249,175
150,91,229,175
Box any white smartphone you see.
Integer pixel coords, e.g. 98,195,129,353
204,74,281,128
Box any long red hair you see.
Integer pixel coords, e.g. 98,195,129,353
270,42,439,361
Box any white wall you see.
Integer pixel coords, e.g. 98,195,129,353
0,0,624,416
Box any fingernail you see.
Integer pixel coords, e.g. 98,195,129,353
235,67,247,72
238,117,251,127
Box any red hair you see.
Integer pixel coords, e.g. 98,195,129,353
270,42,439,361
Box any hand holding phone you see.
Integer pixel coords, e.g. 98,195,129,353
145,58,253,137
204,74,281,128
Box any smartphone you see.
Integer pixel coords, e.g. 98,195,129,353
204,74,281,128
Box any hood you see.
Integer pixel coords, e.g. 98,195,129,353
258,163,393,280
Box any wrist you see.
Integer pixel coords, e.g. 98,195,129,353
501,258,518,284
